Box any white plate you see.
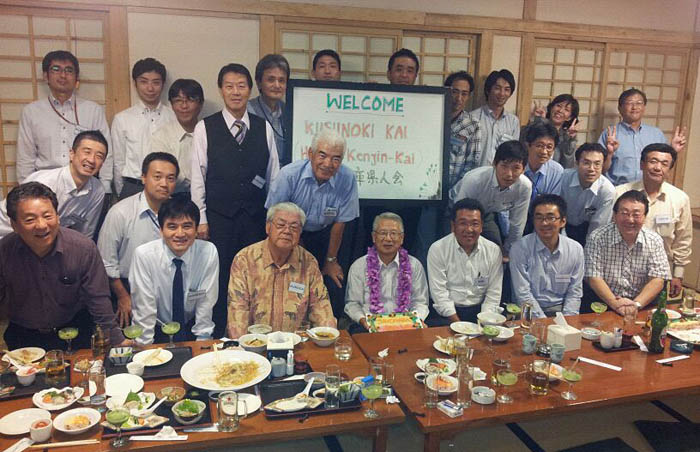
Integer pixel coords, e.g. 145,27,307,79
53,407,101,435
105,373,144,397
132,348,173,367
4,347,45,366
426,374,458,395
416,358,457,376
433,339,451,355
0,408,51,435
32,387,84,411
450,321,482,336
651,309,682,320
106,392,156,412
276,398,307,412
492,326,515,342
180,349,272,391
267,331,302,346
238,393,262,415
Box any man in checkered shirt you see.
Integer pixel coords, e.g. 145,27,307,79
584,189,670,315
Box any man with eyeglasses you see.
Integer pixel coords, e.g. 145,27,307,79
151,79,204,195
227,202,336,338
510,194,584,318
615,143,691,298
265,128,359,317
17,50,113,197
559,143,615,247
345,212,428,333
598,88,686,185
584,190,670,315
427,198,502,324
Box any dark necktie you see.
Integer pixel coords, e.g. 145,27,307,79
233,120,247,145
172,258,185,326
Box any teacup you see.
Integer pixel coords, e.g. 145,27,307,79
126,361,144,376
600,331,615,349
30,419,52,442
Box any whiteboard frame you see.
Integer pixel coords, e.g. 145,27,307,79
285,79,450,208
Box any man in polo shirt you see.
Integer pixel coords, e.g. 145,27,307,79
0,182,126,350
0,130,107,240
559,143,615,246
112,57,175,199
584,190,671,314
615,143,691,298
598,88,686,185
191,63,279,338
97,152,179,327
265,128,359,316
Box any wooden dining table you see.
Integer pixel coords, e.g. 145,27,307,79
352,311,700,452
0,331,404,452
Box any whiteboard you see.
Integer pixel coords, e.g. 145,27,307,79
285,80,449,204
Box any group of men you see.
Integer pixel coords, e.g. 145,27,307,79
0,46,693,348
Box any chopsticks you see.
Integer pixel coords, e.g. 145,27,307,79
28,439,99,449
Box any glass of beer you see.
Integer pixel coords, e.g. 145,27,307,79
217,391,247,432
529,358,551,396
45,350,65,386
521,302,533,333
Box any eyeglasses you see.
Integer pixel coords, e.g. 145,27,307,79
533,215,561,223
580,160,603,169
271,220,301,233
374,230,403,239
616,211,644,220
171,97,200,107
49,65,75,75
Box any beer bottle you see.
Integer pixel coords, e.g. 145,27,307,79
647,281,669,354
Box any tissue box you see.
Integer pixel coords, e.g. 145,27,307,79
547,324,581,351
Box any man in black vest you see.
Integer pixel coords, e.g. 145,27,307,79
191,63,280,337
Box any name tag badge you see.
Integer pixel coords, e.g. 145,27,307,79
289,282,305,294
187,289,206,304
323,207,338,217
502,202,514,210
555,274,571,284
251,175,266,189
584,206,597,215
475,275,489,287
655,214,672,224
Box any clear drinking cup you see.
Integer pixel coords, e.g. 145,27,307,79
325,364,341,409
455,363,472,409
334,338,352,361
89,363,107,412
217,391,248,432
529,359,551,396
45,350,65,387
424,363,440,408
521,302,533,333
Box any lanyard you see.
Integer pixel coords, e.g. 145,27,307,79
256,97,285,139
48,96,80,126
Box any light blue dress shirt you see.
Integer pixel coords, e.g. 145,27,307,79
248,96,286,163
598,121,667,185
469,105,520,166
509,233,584,318
97,192,161,279
130,238,219,344
525,159,563,201
559,168,615,236
265,159,360,232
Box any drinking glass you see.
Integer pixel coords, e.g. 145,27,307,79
528,359,551,396
622,306,638,337
217,391,248,432
682,290,696,314
455,362,472,409
561,367,583,401
0,360,10,392
295,320,311,340
590,301,608,328
382,363,395,392
505,303,521,328
57,327,78,355
521,302,533,333
490,353,510,386
106,405,130,448
123,324,144,351
325,364,341,409
531,320,550,356
334,338,352,361
423,363,440,409
45,350,65,387
89,363,107,412
496,368,518,404
362,363,383,419
161,321,181,349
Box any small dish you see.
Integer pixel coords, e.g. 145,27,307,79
652,308,682,320
238,334,268,353
416,358,457,375
414,372,427,383
308,327,340,347
53,407,100,435
248,324,273,334
108,347,133,366
492,326,515,342
426,374,458,395
16,366,37,386
132,348,173,367
471,386,496,404
581,327,601,341
172,399,206,425
126,361,144,376
450,321,482,336
157,386,186,406
29,418,52,442
549,363,563,381
477,312,506,326
304,372,326,383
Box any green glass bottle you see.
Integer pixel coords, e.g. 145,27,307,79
648,282,669,354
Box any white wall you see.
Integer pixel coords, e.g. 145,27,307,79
127,12,260,117
683,58,700,208
491,35,522,114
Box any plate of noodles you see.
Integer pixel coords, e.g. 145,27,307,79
180,349,271,391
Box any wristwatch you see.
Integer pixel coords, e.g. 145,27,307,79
634,301,642,309
326,256,337,263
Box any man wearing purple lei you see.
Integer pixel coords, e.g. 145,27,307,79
345,212,428,333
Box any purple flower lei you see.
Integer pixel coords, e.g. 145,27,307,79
366,246,412,314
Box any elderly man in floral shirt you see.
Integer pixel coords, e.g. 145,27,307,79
227,202,336,338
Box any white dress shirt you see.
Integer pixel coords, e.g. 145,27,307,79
150,120,193,193
129,238,218,344
344,252,429,323
615,180,692,278
111,101,176,193
427,234,503,317
17,94,113,193
451,166,532,254
0,166,104,239
96,192,161,279
559,169,615,236
190,109,280,224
